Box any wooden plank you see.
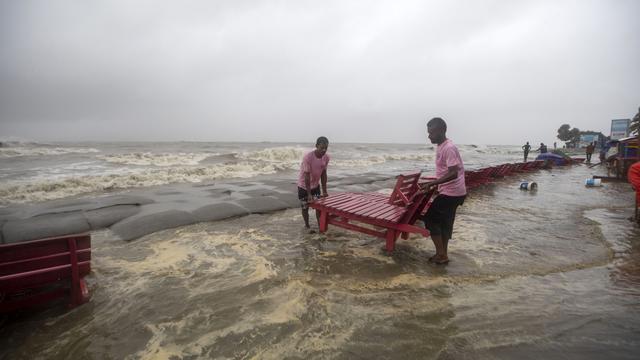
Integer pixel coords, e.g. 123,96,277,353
337,198,375,213
320,197,355,209
350,201,385,216
367,204,402,219
0,262,91,292
357,202,393,217
345,202,378,215
0,249,90,276
0,235,90,262
327,218,387,239
318,193,352,206
379,206,407,222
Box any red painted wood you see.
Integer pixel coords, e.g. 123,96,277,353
0,235,90,262
0,262,91,290
352,202,389,217
0,249,90,276
0,233,91,313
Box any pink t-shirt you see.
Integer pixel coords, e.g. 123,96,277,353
435,139,466,196
297,150,330,190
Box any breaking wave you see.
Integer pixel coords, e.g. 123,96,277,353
98,152,212,166
236,146,306,163
459,144,521,155
0,145,100,158
333,153,433,168
0,162,291,204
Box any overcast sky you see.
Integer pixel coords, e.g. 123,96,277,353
1,0,638,145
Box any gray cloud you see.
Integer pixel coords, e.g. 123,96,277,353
1,0,639,144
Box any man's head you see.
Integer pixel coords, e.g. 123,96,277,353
427,117,447,145
526,141,529,145
315,136,329,157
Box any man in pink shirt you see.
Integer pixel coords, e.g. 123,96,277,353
420,117,467,264
297,136,330,229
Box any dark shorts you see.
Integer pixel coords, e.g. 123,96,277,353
298,186,321,209
422,194,466,239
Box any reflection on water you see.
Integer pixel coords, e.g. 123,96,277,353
1,166,639,359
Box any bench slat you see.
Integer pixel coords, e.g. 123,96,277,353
0,261,91,292
0,249,91,276
0,235,90,262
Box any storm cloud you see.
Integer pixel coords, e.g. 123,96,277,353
1,0,638,144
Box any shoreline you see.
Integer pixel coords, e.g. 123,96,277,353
2,162,639,359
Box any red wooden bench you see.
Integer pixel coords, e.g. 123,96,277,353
464,169,493,189
512,162,528,172
491,163,515,178
309,173,434,253
0,233,91,313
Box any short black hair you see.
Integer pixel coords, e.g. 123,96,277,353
427,117,447,132
316,136,329,146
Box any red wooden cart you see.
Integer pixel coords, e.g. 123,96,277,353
0,233,91,313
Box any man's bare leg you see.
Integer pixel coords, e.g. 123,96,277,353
430,234,448,263
302,208,310,228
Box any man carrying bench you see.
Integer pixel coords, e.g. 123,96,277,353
419,117,467,265
297,136,330,231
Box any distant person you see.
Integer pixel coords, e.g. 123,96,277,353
599,143,610,163
585,142,595,163
419,117,466,265
553,142,557,149
536,143,548,154
522,142,532,162
297,136,330,230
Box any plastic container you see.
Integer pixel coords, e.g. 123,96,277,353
519,181,538,191
585,178,602,187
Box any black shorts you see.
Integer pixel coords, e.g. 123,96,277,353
422,194,466,239
297,186,321,209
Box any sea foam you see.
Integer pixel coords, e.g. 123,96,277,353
0,146,100,158
0,162,289,204
98,152,212,166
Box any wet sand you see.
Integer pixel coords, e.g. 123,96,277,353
1,165,640,359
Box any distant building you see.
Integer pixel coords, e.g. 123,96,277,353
610,119,630,140
578,131,606,148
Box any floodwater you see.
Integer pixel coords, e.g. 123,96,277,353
2,163,639,359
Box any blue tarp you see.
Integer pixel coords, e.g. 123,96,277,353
535,153,567,165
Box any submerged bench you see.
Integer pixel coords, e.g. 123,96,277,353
0,233,91,313
309,173,434,253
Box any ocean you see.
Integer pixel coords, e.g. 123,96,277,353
1,140,639,359
0,141,524,205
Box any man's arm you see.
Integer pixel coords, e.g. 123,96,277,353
420,165,459,192
304,172,312,202
321,169,328,197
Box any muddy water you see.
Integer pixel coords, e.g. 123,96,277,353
2,165,640,359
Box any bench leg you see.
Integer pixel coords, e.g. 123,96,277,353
319,210,328,233
67,236,90,308
385,230,397,253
